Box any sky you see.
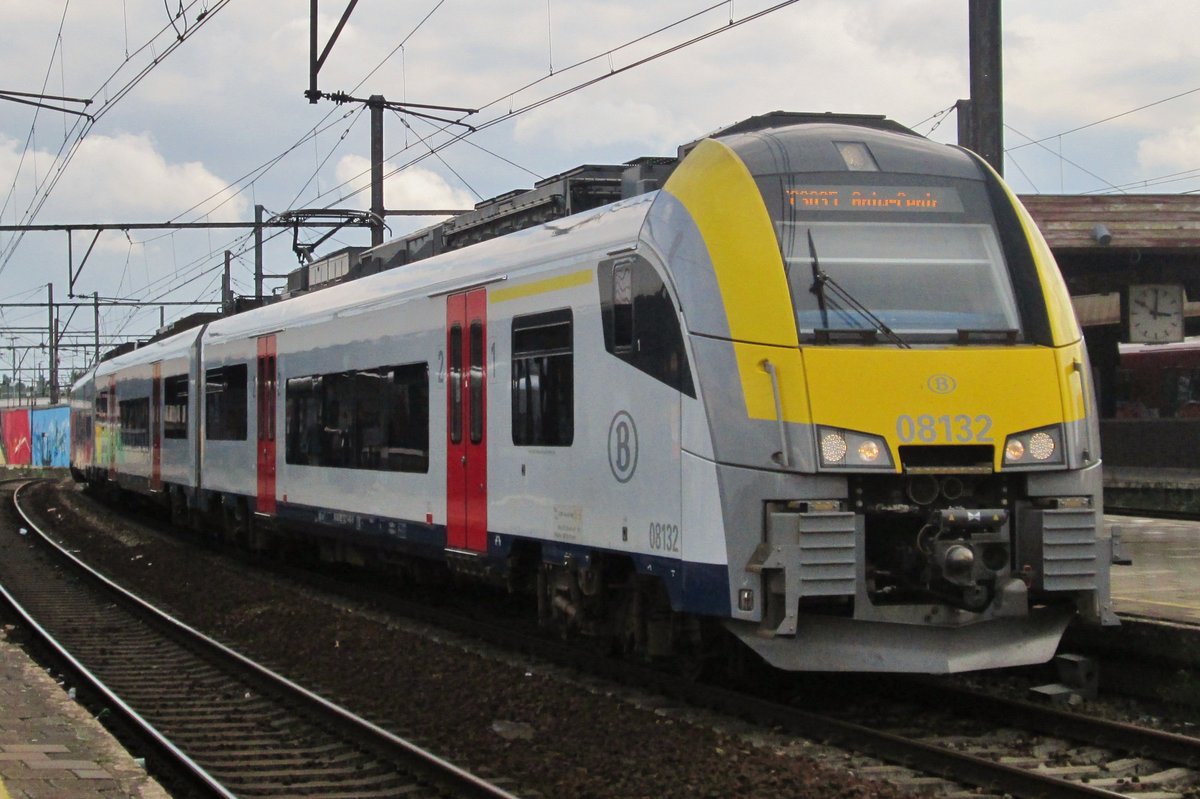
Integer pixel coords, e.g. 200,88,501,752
1,0,1199,386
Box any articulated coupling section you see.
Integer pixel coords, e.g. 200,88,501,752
748,503,857,636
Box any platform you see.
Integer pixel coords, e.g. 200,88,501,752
1108,513,1200,625
0,634,169,799
1104,466,1200,515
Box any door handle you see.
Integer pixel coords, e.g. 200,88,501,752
461,455,467,466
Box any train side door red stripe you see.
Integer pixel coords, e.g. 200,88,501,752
151,362,162,491
256,335,277,514
446,289,488,553
107,375,117,479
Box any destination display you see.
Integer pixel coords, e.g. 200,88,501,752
784,185,964,213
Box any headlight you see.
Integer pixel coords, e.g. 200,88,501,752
817,426,894,470
1003,424,1065,468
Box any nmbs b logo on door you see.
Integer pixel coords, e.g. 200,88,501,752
608,411,638,483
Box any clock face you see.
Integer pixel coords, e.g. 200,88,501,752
1128,283,1185,343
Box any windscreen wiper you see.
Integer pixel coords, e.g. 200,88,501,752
807,230,911,349
808,229,830,329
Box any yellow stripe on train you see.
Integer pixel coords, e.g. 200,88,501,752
663,138,797,349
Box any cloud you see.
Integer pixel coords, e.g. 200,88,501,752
1137,125,1200,178
334,154,475,216
0,132,247,227
1006,1,1200,130
512,96,685,155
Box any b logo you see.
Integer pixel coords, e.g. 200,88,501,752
927,374,957,394
608,411,638,483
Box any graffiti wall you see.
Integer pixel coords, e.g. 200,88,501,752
1,409,32,466
1,407,71,468
31,407,71,468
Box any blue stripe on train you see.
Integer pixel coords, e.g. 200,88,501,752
276,501,732,617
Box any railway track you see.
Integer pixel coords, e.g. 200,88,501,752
0,480,522,799
18,477,1200,799
240,535,1200,798
194,529,1200,798
519,642,1200,798
230,532,1200,797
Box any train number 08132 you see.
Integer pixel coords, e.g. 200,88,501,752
896,414,993,444
649,522,680,553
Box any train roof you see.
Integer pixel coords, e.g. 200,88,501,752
94,323,204,377
701,110,914,140
716,121,980,181
202,191,657,345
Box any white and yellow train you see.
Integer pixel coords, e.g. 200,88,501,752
72,115,1116,673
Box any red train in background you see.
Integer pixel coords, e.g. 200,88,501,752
1114,338,1200,419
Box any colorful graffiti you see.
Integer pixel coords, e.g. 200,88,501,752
31,407,70,468
1,409,32,466
1,407,71,468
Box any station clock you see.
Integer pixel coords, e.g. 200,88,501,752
1127,283,1185,343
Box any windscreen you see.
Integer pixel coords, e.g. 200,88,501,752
762,175,1023,343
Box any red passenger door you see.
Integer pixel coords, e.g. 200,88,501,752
446,290,488,552
256,336,277,515
150,362,162,491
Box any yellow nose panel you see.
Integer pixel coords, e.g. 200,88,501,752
663,138,797,349
802,345,1081,463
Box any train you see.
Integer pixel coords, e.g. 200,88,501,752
70,113,1117,674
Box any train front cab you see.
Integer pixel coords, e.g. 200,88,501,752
651,121,1115,673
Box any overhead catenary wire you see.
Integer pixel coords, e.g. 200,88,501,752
1083,166,1200,195
14,0,801,351
0,0,234,277
907,102,957,135
1008,84,1200,153
310,0,803,214
121,0,789,317
0,1,73,236
1003,123,1124,194
138,0,447,243
156,0,797,340
394,111,483,202
226,0,456,228
283,107,367,214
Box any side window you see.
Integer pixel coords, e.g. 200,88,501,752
512,309,573,447
163,374,189,439
449,325,463,445
469,322,484,445
612,261,634,352
205,363,248,441
284,362,429,473
118,397,150,449
597,255,695,397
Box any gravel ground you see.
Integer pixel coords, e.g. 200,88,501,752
25,480,920,799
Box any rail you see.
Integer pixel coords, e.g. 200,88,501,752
1,479,522,799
